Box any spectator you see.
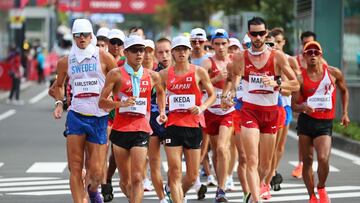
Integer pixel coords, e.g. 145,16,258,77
7,47,24,105
36,47,45,84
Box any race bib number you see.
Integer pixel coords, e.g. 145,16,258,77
248,75,274,94
307,95,332,110
169,94,195,111
73,78,100,98
213,89,223,106
119,97,147,115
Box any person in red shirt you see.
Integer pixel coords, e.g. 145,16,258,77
159,35,215,203
292,41,349,203
98,35,166,203
7,48,23,105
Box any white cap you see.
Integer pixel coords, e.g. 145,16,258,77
242,34,251,44
63,33,72,41
96,27,110,38
108,29,125,42
190,28,207,40
229,38,241,48
124,35,146,49
171,35,192,50
72,19,93,34
144,39,155,50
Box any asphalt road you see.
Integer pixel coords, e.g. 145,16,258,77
0,83,360,202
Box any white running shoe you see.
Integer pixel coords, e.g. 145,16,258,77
143,178,154,191
225,176,235,191
192,176,202,191
160,198,169,203
207,175,217,186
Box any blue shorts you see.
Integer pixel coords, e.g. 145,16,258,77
150,110,166,140
284,105,293,126
64,110,108,144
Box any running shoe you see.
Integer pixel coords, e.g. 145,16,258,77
225,176,235,191
270,172,283,191
88,186,103,203
260,183,271,200
309,194,319,203
317,187,331,203
207,175,217,186
164,184,173,203
243,192,251,203
101,183,114,202
292,163,303,179
215,187,228,203
160,198,169,203
143,178,154,191
197,184,207,200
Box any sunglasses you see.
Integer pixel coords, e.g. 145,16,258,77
265,42,275,47
109,39,124,46
304,49,322,56
249,31,267,37
191,40,205,44
127,46,145,53
73,33,91,38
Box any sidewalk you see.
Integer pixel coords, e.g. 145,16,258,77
0,80,34,101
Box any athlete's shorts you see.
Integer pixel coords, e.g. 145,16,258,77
297,113,333,138
110,130,150,150
150,111,166,140
108,109,115,126
203,110,233,135
277,106,286,129
165,125,202,149
284,105,293,126
240,106,279,134
233,109,242,134
64,110,108,144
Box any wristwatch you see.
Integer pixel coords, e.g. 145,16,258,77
276,78,282,87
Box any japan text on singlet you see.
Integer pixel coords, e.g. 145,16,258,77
112,66,152,134
203,57,234,115
68,47,107,117
166,65,204,128
301,64,336,119
242,49,280,110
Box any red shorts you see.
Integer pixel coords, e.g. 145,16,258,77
240,105,279,134
203,110,233,135
277,106,286,129
233,109,242,134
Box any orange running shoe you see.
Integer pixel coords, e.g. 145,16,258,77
318,187,331,203
260,183,272,200
309,194,319,203
292,163,303,179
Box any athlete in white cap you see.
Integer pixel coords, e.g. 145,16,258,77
52,18,117,203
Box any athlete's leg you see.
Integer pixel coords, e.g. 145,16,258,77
234,131,249,194
130,147,148,203
165,146,183,203
106,149,116,183
149,135,166,200
227,133,237,189
240,126,260,201
313,135,331,188
86,141,107,192
113,145,131,198
299,134,315,197
67,135,87,203
182,148,201,194
258,132,276,183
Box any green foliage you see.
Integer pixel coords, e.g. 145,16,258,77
333,120,360,141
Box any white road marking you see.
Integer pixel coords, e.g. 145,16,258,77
0,177,58,182
288,130,360,164
162,161,187,172
0,184,70,192
29,89,49,104
26,162,67,173
0,179,69,187
288,161,340,172
0,109,16,121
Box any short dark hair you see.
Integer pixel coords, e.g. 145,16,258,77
248,16,267,31
270,27,285,37
129,26,144,33
300,31,316,42
156,37,171,44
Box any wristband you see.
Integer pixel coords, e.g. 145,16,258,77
196,106,204,114
55,100,63,107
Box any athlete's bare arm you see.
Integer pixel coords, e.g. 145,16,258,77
190,67,215,114
150,71,167,123
99,49,117,74
53,56,68,119
98,69,135,110
201,57,227,84
263,51,299,92
328,66,350,127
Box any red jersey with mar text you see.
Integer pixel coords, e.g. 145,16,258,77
166,65,204,128
112,66,152,134
301,64,336,119
242,49,280,110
